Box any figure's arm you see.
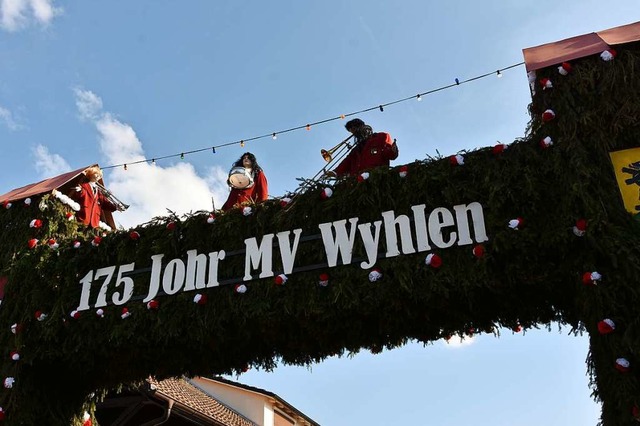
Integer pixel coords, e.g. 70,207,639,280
333,151,353,176
97,192,118,213
255,172,269,202
382,133,399,161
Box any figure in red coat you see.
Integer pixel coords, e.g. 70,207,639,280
222,152,269,211
67,166,120,229
331,118,398,176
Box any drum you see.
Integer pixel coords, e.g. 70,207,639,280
228,166,254,189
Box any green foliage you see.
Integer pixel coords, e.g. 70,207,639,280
1,42,640,425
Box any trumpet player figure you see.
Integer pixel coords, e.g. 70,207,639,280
55,166,122,229
222,152,269,211
331,118,398,177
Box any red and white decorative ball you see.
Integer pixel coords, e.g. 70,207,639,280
557,62,572,75
235,284,247,294
357,172,370,182
73,240,81,249
242,206,253,216
274,274,288,286
70,310,81,319
508,217,524,230
96,308,105,318
280,197,292,207
129,231,141,240
3,377,14,389
35,310,47,321
425,253,442,268
194,293,208,305
582,271,602,286
91,236,102,247
541,109,556,122
83,411,92,426
597,318,615,335
368,268,383,282
29,219,43,228
28,238,39,249
540,78,553,90
615,357,630,373
321,188,333,199
207,213,216,224
492,144,505,155
600,49,617,61
318,273,330,287
10,351,19,361
121,307,131,319
398,165,408,178
166,221,176,231
47,238,59,250
146,300,159,310
24,198,31,206
2,200,11,209
540,136,553,148
65,212,75,221
472,245,485,258
573,219,587,236
450,154,464,166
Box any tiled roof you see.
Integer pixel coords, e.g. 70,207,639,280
149,377,257,426
523,20,640,71
208,376,320,426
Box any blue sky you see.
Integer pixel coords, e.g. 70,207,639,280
1,1,637,424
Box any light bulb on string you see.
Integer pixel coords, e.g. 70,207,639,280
379,105,384,112
340,114,345,119
124,164,128,171
416,94,422,101
496,70,502,78
240,140,245,148
212,147,216,154
272,133,277,140
180,153,185,160
306,124,311,131
151,159,156,165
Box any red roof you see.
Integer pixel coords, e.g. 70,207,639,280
0,165,95,204
0,164,116,229
523,21,640,71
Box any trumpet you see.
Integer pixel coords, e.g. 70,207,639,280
95,182,129,211
321,134,354,162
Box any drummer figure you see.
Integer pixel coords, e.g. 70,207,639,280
221,152,269,211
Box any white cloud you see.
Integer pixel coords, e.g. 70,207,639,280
0,0,61,32
0,105,20,130
72,89,229,228
442,335,475,349
74,88,103,121
32,144,71,178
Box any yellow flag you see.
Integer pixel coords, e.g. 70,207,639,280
610,147,640,215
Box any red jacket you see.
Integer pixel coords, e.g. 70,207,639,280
222,171,268,211
334,132,398,176
71,183,117,228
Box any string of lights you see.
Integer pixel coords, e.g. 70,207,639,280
101,62,524,171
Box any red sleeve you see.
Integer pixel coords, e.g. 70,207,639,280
382,133,398,161
254,172,268,202
98,192,118,212
333,150,354,176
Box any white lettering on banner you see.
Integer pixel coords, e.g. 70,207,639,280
77,202,489,311
453,202,488,244
429,207,457,248
381,211,416,257
184,249,226,291
276,229,302,274
244,234,275,280
358,221,382,269
318,218,359,267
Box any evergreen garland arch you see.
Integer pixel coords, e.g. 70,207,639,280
1,41,640,425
